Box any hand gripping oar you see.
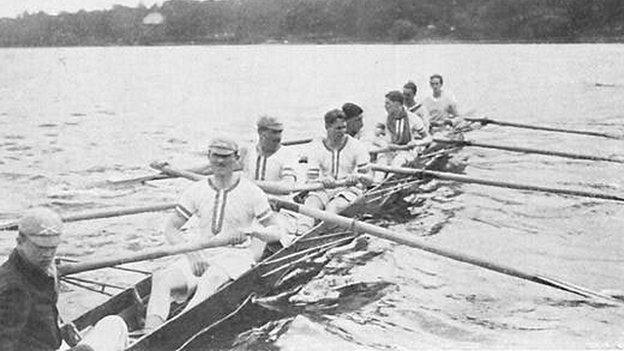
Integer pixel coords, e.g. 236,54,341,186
270,198,622,305
371,164,624,203
433,138,624,164
58,237,232,276
466,117,623,140
0,203,176,231
150,162,353,194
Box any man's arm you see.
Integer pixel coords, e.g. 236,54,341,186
409,114,433,146
0,287,30,351
253,212,286,243
163,211,189,245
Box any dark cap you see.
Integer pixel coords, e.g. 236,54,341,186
18,208,62,247
385,90,404,104
257,115,284,131
208,137,239,156
341,103,363,120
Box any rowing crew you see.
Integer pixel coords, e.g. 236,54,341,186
144,74,461,329
0,74,460,350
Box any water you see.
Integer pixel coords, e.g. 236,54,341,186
1,44,623,349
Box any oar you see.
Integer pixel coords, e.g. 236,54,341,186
466,117,623,140
281,138,313,146
97,138,314,187
0,203,176,231
96,164,212,187
151,163,353,195
370,164,624,202
433,138,624,164
58,237,231,276
270,198,622,305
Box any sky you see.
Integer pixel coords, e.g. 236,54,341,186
0,0,164,19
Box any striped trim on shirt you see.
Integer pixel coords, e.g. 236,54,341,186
207,177,240,235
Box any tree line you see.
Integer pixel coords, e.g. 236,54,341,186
0,0,622,47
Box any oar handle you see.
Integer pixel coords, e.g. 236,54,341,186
58,238,231,276
281,138,313,146
152,163,356,195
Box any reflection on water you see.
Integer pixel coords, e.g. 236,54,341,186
1,44,623,349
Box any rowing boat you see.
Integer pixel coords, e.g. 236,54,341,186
67,129,471,351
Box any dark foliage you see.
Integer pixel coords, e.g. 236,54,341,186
0,0,622,46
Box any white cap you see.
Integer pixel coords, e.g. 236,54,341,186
18,208,62,247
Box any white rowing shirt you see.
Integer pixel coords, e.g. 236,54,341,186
407,103,431,132
240,144,297,182
389,109,428,145
423,91,457,120
306,135,370,180
175,176,272,244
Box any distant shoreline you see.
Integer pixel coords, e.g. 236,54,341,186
1,36,623,49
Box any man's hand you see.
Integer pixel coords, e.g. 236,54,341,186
319,177,337,188
228,231,248,245
344,174,360,186
186,251,209,276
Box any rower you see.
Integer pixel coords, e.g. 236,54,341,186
0,208,129,351
402,81,431,132
239,115,300,245
422,74,459,129
144,137,285,329
239,115,297,186
384,90,432,167
299,109,373,230
341,102,364,139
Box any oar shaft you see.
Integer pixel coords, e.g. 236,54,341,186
0,203,176,231
434,138,624,163
153,163,351,195
281,138,313,146
466,117,621,139
371,164,624,202
271,198,619,303
58,238,230,276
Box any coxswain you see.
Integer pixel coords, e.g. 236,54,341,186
422,74,459,129
0,208,128,351
144,137,285,329
384,90,432,167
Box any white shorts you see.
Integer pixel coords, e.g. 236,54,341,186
171,248,254,303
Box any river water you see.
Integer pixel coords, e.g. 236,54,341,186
1,44,623,349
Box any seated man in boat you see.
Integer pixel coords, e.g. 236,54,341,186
144,137,285,329
385,90,433,167
422,74,458,129
240,115,298,187
298,109,373,231
341,102,364,139
239,115,300,245
402,81,430,132
0,208,129,351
